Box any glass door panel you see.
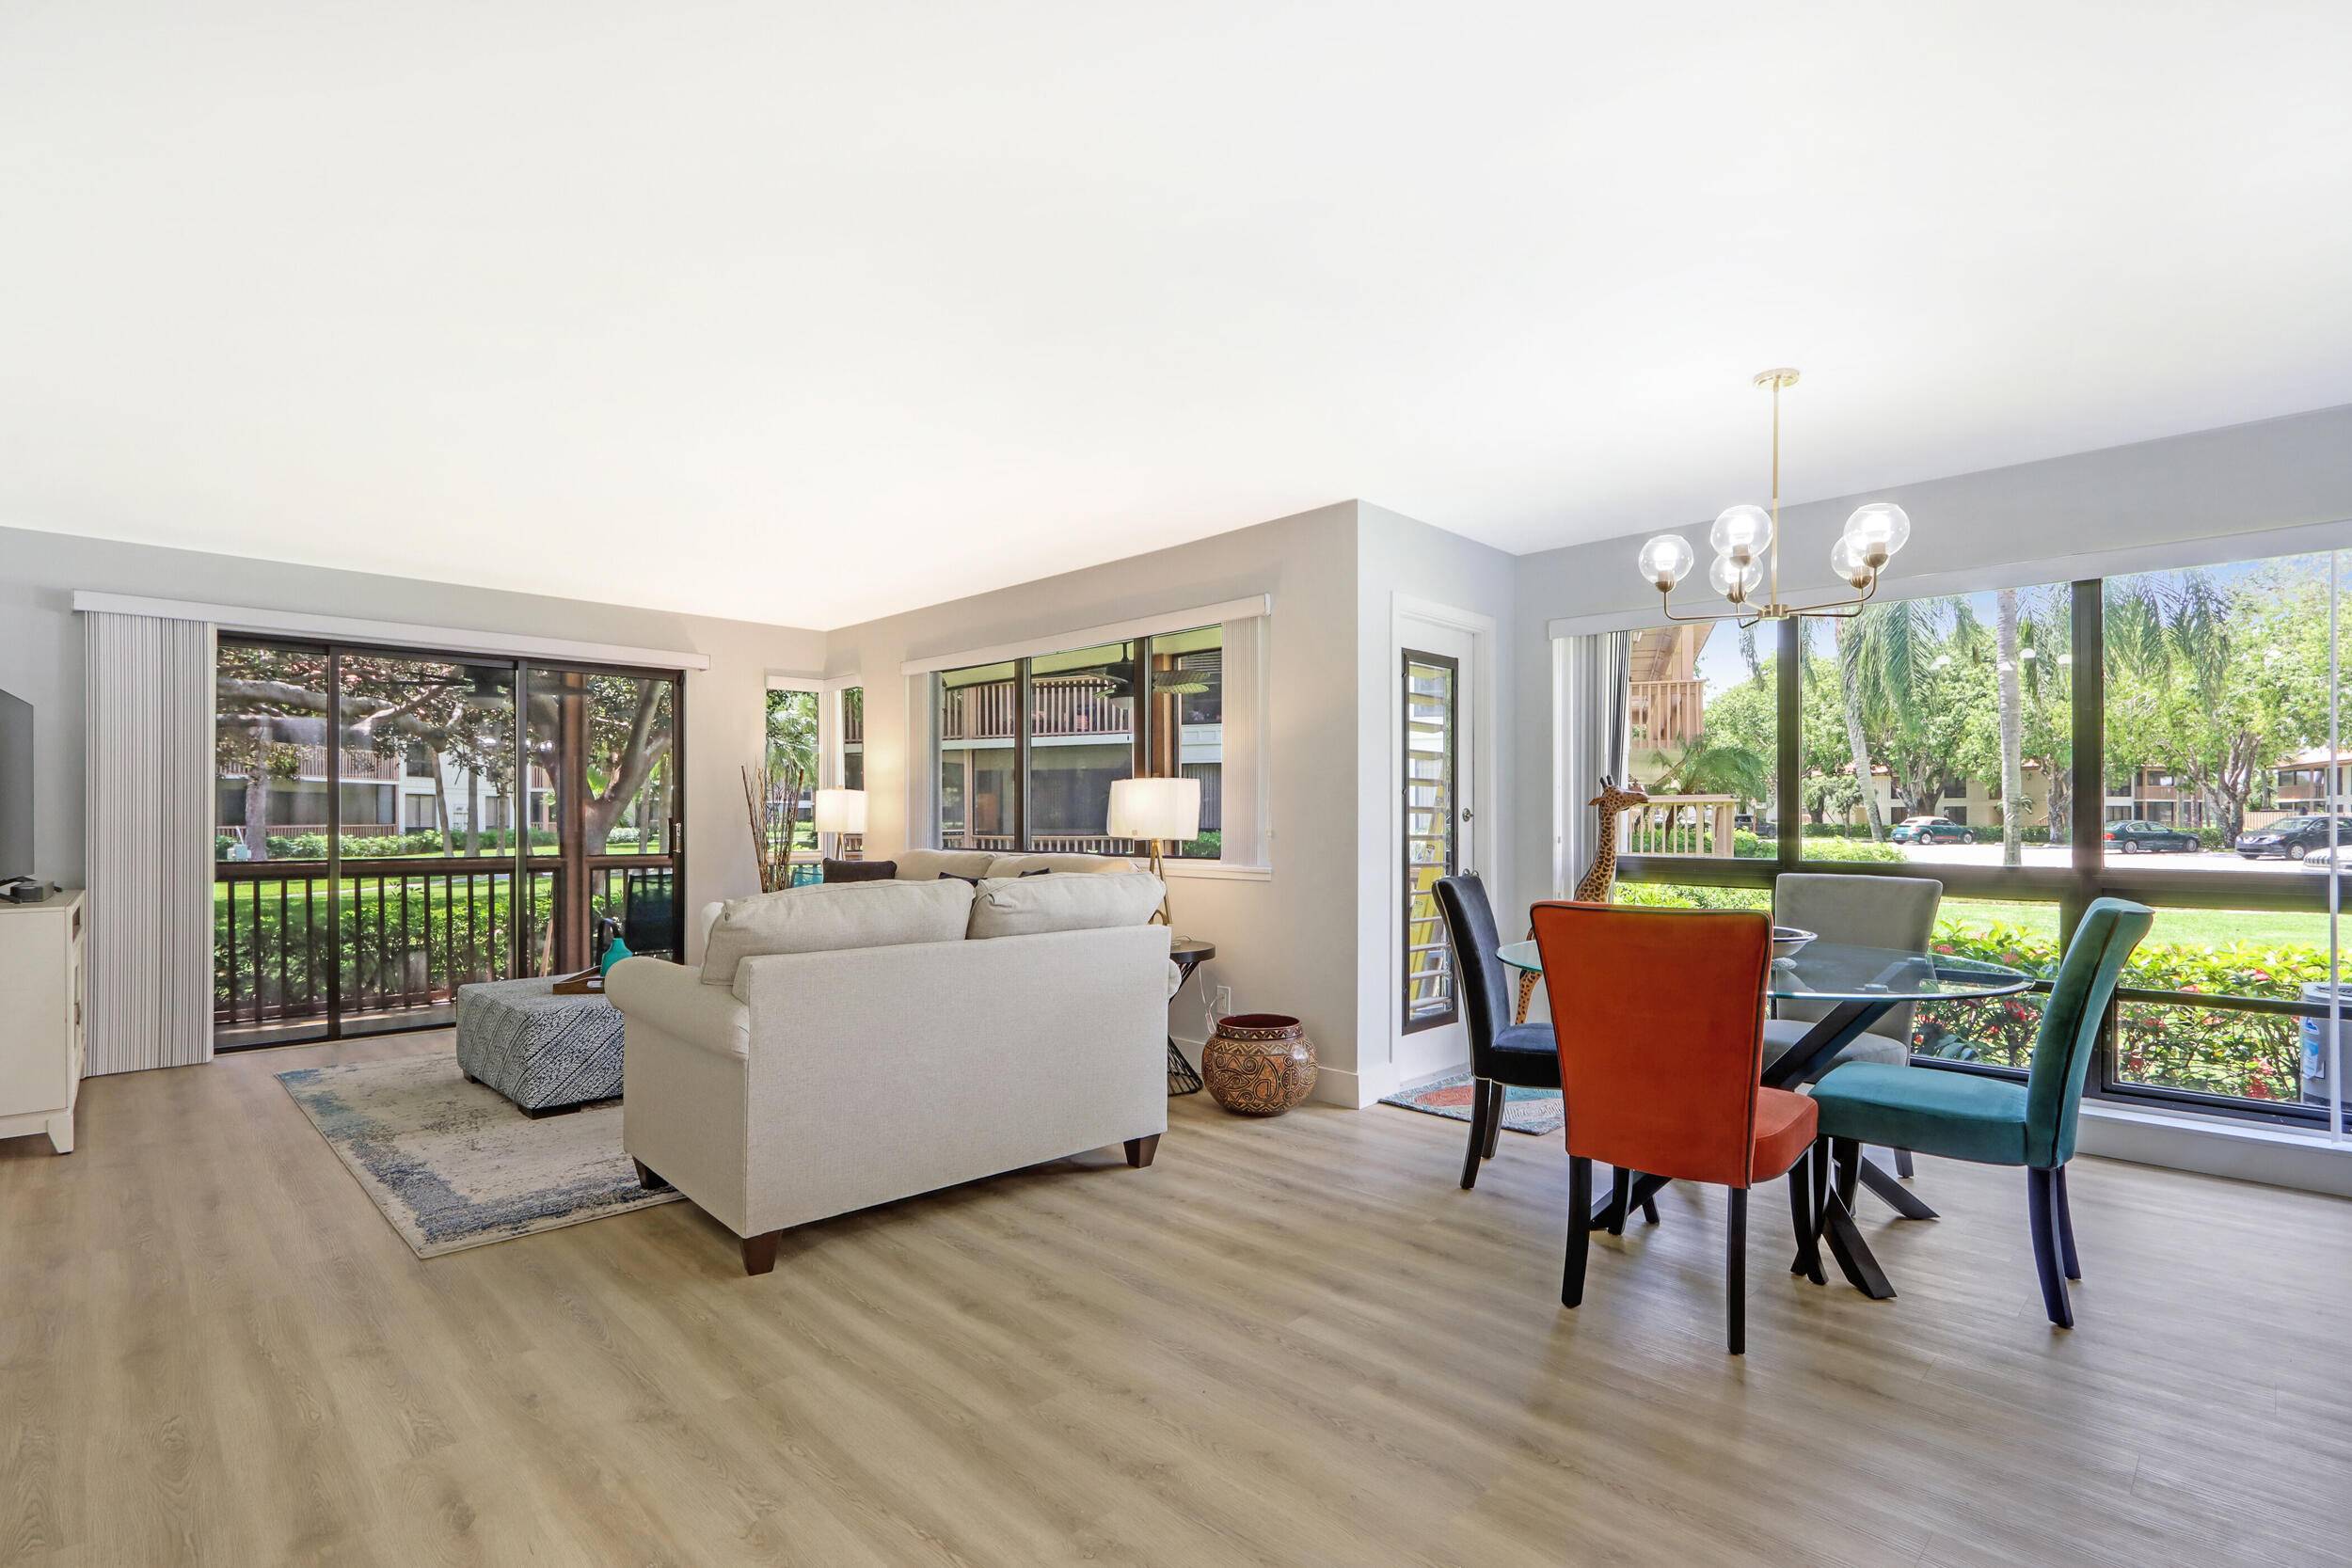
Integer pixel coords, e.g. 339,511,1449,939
940,661,1016,849
1404,651,1459,1032
214,641,332,1046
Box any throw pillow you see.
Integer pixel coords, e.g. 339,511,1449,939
822,857,897,883
1019,867,1054,877
700,879,975,987
937,872,979,885
966,870,1165,940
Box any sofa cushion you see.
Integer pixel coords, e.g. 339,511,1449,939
984,852,1137,878
967,870,1165,940
701,879,975,987
891,847,997,882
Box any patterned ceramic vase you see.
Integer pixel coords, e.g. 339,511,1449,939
1201,1013,1317,1116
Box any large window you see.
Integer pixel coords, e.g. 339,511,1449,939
1606,548,2345,1131
214,640,684,1048
935,625,1226,859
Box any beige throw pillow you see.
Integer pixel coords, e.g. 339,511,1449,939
889,847,998,882
966,870,1166,940
700,878,975,987
983,851,1138,878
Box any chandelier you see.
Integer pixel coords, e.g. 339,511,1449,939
1636,369,1913,624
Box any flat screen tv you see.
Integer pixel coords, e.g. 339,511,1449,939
0,689,30,881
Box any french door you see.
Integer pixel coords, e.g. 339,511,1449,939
212,639,685,1048
1404,630,1476,1035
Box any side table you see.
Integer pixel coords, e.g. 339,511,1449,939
1167,938,1216,1096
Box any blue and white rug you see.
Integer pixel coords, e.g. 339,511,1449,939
278,1055,679,1258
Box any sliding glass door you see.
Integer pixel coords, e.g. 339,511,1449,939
214,639,684,1049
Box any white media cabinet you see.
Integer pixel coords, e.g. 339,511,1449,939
0,889,86,1153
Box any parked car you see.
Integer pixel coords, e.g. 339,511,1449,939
1889,816,1976,845
2301,845,2349,877
2104,819,2200,854
2235,816,2338,861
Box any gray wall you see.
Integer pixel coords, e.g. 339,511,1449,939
822,502,1378,1100
1509,403,2352,911
0,524,825,936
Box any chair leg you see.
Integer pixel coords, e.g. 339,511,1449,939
1482,1081,1504,1159
1893,1148,1915,1180
2053,1163,2080,1281
1606,1166,1632,1237
1459,1079,1490,1190
2026,1168,2074,1328
1563,1157,1592,1307
1726,1186,1749,1356
1787,1156,1823,1285
1834,1137,1860,1214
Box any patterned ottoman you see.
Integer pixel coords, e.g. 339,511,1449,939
454,977,627,1116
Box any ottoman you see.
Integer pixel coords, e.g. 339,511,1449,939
454,976,627,1116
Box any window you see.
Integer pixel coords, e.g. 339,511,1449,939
1623,621,1774,859
1403,652,1459,1031
934,624,1229,859
839,686,865,791
1603,548,2344,1130
1798,582,2074,864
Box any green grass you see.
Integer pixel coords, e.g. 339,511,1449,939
1940,899,2328,950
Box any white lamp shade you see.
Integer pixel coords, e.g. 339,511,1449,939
1106,776,1200,842
813,787,867,834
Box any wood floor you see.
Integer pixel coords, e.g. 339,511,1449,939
4,1031,2349,1567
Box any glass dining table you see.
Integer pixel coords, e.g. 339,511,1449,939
1497,936,2037,1300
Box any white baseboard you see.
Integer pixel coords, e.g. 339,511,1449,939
2076,1101,2352,1198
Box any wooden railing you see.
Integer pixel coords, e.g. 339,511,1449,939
946,833,1127,855
1620,795,1738,857
1630,678,1705,750
941,676,1131,740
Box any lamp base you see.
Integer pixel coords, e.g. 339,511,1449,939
1146,841,1172,925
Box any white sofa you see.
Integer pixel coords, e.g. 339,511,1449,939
608,853,1170,1274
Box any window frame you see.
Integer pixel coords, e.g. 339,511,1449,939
931,625,1232,863
1610,578,2345,1131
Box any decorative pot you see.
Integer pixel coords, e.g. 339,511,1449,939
1201,1013,1317,1116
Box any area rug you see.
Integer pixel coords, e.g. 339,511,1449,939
277,1055,679,1258
1380,1072,1565,1136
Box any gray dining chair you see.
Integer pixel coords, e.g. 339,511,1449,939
1768,874,1943,1180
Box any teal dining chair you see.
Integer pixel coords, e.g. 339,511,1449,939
1805,896,2153,1327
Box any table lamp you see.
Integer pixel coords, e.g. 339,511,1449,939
813,787,867,856
1106,776,1200,926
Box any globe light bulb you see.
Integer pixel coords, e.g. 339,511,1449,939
1708,551,1764,604
1828,533,1874,588
2020,647,2037,661
1842,502,1911,564
1636,533,1696,591
1708,504,1773,562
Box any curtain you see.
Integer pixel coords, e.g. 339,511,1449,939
84,611,213,1074
1557,631,1632,898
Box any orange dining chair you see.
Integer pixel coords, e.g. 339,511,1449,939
1529,900,1820,1354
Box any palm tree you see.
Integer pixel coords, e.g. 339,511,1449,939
1644,732,1770,806
1995,587,2026,866
1826,597,1958,838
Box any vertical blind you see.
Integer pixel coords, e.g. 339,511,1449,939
85,610,214,1074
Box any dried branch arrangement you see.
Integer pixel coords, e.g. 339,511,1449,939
742,761,811,894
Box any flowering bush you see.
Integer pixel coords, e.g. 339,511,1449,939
1618,883,2325,1102
1916,920,2324,1100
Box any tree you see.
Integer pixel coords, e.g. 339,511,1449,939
1995,588,2026,866
2105,564,2329,845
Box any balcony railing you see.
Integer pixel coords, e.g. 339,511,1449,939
215,855,677,1046
1630,678,1705,750
942,677,1132,741
1620,795,1738,858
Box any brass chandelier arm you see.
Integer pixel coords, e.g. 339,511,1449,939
1653,571,1880,625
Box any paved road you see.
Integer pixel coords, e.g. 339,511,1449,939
1864,842,2322,876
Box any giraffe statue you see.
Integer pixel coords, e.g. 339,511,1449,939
1515,775,1650,1023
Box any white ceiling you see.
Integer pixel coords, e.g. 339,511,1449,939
4,4,2349,629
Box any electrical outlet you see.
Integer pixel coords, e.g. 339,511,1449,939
1213,985,1233,1016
